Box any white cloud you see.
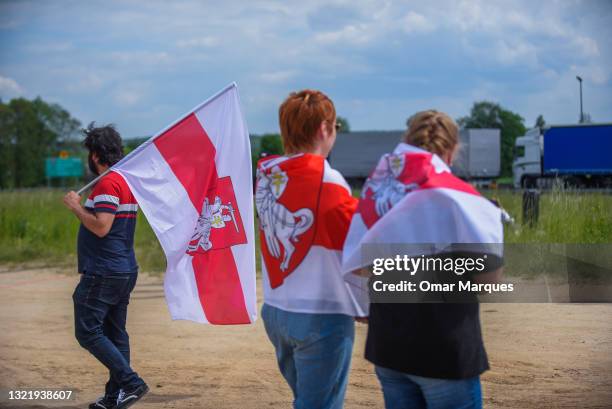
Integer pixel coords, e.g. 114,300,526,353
495,39,538,66
401,11,435,34
0,75,23,97
571,35,600,58
440,0,601,64
176,36,219,48
67,72,105,93
110,51,171,66
0,0,609,135
570,64,609,85
259,70,298,84
113,83,149,107
26,41,73,53
314,24,373,45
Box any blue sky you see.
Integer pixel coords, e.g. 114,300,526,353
1,0,611,137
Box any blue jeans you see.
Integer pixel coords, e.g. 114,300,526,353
375,366,482,409
73,274,144,398
261,303,355,409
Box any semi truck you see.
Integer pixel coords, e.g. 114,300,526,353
329,131,403,184
329,128,501,186
451,128,500,182
513,123,612,188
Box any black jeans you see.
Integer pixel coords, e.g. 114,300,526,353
73,273,144,397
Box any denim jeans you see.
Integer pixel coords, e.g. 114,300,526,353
73,273,144,398
261,303,355,409
375,366,482,409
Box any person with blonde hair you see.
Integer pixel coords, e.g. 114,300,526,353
256,89,368,409
342,110,504,409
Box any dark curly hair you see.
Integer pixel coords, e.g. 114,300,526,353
82,122,124,167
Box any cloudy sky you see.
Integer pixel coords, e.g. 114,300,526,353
1,0,611,137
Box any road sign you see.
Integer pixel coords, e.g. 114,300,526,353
45,157,83,178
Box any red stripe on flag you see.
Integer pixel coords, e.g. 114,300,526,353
421,171,481,196
154,113,250,324
192,251,250,324
154,114,217,211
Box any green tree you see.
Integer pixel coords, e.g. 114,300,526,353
260,133,283,156
124,136,150,155
0,97,81,188
458,101,527,177
535,114,546,129
336,116,350,133
0,100,16,189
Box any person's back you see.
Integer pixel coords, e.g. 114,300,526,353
78,170,138,275
342,110,504,409
257,152,365,315
256,89,367,409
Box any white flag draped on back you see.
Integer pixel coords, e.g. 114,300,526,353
111,83,257,324
342,143,504,274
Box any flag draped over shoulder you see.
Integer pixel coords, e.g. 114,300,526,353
112,83,256,325
256,154,368,316
342,143,503,274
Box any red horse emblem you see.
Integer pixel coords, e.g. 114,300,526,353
256,156,322,288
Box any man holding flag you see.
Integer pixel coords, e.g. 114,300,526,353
63,123,149,409
64,83,257,407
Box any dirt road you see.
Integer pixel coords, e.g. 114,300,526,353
1,268,611,408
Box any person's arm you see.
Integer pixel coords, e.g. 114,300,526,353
63,191,115,238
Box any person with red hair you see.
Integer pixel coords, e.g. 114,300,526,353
255,89,367,409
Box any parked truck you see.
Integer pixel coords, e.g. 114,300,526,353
329,131,403,184
513,123,612,188
451,128,500,182
329,128,501,186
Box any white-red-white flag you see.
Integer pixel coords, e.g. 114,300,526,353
112,83,256,324
342,143,504,274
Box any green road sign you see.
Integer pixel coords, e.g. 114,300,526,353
45,157,83,178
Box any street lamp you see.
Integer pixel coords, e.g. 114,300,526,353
576,75,583,123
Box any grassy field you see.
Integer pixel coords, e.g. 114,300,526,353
0,188,610,273
0,189,164,271
487,188,611,243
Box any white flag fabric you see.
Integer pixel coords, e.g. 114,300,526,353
342,143,503,274
112,83,257,324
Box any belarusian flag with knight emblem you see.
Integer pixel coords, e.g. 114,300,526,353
110,83,257,325
255,153,368,317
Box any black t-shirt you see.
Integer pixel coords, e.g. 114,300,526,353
365,252,502,379
365,302,488,379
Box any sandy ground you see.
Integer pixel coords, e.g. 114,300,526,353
0,267,611,409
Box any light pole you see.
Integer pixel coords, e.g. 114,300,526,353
576,75,583,123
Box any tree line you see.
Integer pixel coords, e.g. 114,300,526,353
0,97,81,188
0,96,545,188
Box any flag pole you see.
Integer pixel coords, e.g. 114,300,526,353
77,168,111,195
75,82,238,195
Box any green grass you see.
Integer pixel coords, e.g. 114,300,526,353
0,188,610,274
0,189,80,265
485,187,612,243
0,189,166,272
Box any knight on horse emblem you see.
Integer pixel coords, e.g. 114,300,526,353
362,154,419,218
255,165,314,272
187,196,239,253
